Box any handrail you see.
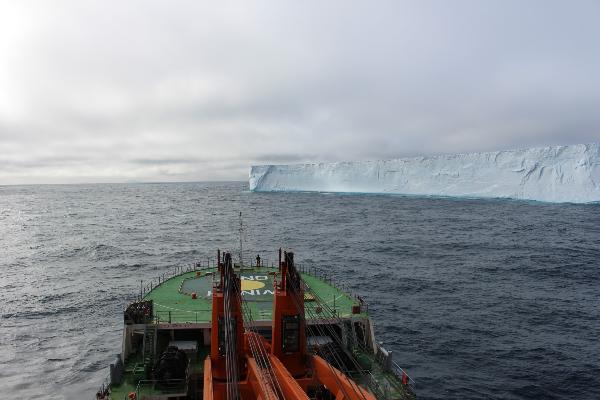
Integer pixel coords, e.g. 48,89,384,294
374,341,416,393
134,253,278,301
134,258,371,316
93,373,110,399
137,260,218,301
154,309,211,324
296,262,370,314
391,360,416,391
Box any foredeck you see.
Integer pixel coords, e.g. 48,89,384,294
143,266,365,324
105,264,414,400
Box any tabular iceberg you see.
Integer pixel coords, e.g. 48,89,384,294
249,143,600,203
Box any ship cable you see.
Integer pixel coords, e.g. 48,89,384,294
292,264,392,398
302,282,386,396
235,290,283,399
284,263,370,400
236,289,283,399
231,276,283,399
300,278,399,398
223,254,241,400
284,260,359,398
301,296,374,399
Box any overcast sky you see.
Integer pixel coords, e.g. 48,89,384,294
1,0,599,184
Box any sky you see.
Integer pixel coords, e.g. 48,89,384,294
1,0,599,184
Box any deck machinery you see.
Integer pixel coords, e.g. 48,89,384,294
100,250,415,400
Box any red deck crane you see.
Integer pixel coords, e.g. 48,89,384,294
203,250,376,400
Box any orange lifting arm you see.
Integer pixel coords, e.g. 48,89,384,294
312,355,376,400
246,357,279,400
269,355,310,400
203,357,214,400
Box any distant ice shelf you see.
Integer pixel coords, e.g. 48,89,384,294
249,143,600,203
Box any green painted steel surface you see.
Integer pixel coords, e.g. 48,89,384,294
143,267,363,323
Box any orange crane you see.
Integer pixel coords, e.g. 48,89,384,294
203,250,376,400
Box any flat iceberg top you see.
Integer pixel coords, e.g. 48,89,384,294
249,143,600,203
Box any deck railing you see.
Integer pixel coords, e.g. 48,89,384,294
136,256,281,301
93,374,110,399
154,309,211,324
135,378,188,398
137,260,216,301
391,360,417,392
374,342,416,393
296,262,370,315
135,258,370,314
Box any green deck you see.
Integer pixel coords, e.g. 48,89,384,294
108,268,414,400
143,267,363,324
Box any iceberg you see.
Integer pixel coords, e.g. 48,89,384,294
249,143,600,203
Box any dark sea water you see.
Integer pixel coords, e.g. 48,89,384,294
1,182,599,400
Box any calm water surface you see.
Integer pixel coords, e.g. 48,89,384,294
1,182,599,399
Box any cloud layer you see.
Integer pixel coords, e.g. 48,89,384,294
1,0,599,184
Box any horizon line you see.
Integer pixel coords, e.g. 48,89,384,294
0,179,247,187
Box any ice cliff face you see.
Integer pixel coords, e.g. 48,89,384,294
249,143,600,203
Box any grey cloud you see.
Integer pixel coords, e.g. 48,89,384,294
0,0,599,184
129,158,202,166
253,153,321,164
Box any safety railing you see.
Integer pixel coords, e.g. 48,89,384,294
374,342,416,394
296,262,370,315
392,360,416,392
135,256,368,303
137,260,217,302
135,378,188,397
93,374,110,399
136,256,280,302
154,309,211,324
132,253,373,321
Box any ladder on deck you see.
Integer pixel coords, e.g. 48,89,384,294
142,324,157,366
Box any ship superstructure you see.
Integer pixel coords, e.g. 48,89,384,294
98,249,415,400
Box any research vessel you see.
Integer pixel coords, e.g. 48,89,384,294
97,249,415,399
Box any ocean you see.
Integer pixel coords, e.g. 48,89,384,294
1,182,599,399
